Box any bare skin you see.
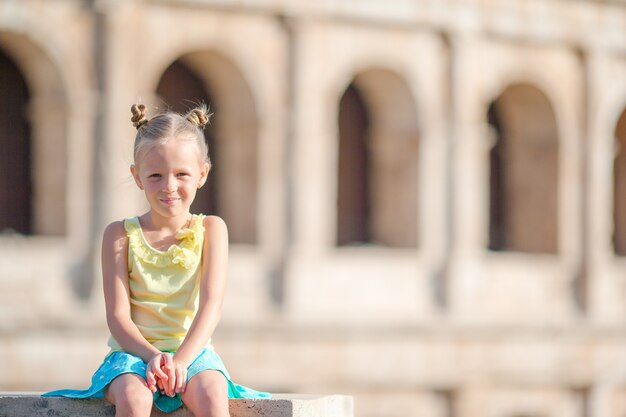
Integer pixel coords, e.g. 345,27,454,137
102,140,230,417
182,370,230,417
105,374,153,417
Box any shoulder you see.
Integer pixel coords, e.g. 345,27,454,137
202,215,227,230
103,220,126,237
202,215,228,241
102,220,129,248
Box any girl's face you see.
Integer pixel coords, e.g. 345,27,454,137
131,139,209,220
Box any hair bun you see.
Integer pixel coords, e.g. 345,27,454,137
185,105,212,129
131,104,148,129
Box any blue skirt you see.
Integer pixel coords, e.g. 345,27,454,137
43,348,270,412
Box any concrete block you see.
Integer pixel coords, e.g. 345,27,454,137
0,393,353,417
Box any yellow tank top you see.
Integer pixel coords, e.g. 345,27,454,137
107,214,209,352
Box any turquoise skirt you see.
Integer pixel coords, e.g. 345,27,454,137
43,348,270,412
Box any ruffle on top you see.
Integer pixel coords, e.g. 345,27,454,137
125,215,205,270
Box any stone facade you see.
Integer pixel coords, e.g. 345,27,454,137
2,0,626,416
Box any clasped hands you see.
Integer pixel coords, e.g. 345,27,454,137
146,352,188,397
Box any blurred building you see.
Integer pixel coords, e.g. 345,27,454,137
2,0,626,416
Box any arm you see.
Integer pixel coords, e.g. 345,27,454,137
171,216,229,391
101,221,170,391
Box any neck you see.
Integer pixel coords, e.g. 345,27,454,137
142,211,192,232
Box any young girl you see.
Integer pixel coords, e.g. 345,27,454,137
44,103,270,416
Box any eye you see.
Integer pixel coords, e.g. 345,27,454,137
148,173,161,179
177,172,190,177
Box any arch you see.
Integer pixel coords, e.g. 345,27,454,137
337,84,370,245
154,51,258,244
156,60,218,218
0,31,67,236
487,83,559,253
0,47,31,234
336,69,419,247
613,107,626,255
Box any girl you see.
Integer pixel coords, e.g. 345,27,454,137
44,103,270,416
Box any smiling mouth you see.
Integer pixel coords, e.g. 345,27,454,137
160,198,180,205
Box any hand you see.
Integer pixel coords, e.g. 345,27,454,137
167,356,189,396
146,352,172,394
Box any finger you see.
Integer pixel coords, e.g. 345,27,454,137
168,368,177,396
146,370,157,393
165,361,177,396
162,352,174,369
155,366,169,381
157,378,165,392
175,368,185,394
153,358,169,381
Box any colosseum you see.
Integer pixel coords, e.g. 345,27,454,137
2,0,626,416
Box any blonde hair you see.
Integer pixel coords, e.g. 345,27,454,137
130,103,212,169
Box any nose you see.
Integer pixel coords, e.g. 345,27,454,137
163,175,177,193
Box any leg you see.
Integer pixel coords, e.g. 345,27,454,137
105,373,154,417
182,370,230,417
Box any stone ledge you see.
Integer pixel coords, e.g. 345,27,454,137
0,393,353,417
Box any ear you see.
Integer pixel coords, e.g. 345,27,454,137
130,165,144,190
198,162,210,188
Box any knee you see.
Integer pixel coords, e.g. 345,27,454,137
203,379,229,403
116,383,153,414
186,377,229,417
200,384,228,413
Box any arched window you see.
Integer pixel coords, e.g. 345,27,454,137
487,84,559,254
0,48,31,235
157,60,218,217
488,102,506,250
337,84,370,245
337,70,419,248
613,108,626,255
155,53,258,244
